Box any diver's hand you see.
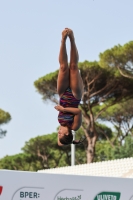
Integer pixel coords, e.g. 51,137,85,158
54,105,64,112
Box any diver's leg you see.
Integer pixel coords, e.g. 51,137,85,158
68,29,83,99
57,28,70,97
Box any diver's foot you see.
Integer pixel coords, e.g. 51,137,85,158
62,28,68,41
67,28,75,42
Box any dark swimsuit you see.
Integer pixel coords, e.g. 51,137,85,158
58,87,81,128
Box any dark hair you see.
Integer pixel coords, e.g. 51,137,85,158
60,124,86,145
59,124,73,145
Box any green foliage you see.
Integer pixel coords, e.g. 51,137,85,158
99,41,133,76
99,99,133,121
0,153,35,171
97,99,133,146
94,135,133,162
94,141,113,162
0,108,11,138
34,70,59,102
22,131,87,168
22,132,65,169
112,135,133,159
0,130,87,171
96,123,113,141
0,109,11,124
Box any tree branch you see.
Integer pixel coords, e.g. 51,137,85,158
89,84,109,98
96,124,114,148
117,65,133,79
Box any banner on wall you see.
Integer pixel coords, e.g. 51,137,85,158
0,170,133,200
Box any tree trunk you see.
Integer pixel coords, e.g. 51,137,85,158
81,115,98,163
86,136,97,163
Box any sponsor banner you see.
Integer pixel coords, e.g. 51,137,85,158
94,192,121,200
0,170,133,199
11,187,44,200
54,189,83,200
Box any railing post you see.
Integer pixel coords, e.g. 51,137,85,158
71,130,75,166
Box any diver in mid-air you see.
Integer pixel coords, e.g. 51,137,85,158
55,28,84,146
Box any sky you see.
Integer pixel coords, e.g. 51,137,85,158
0,0,133,159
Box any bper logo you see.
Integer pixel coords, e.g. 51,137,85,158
0,186,3,195
94,192,121,200
20,192,40,198
11,187,44,200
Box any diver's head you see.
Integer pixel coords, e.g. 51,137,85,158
58,125,86,146
58,125,73,146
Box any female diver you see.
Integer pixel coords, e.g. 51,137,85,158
54,28,84,146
